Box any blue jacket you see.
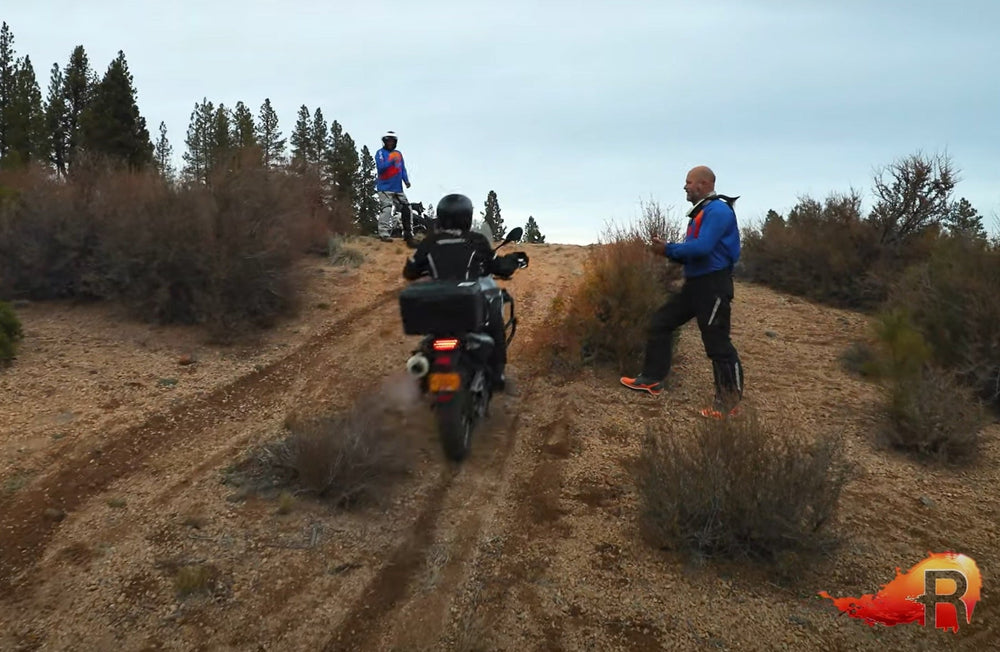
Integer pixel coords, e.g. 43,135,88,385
375,147,409,192
665,195,740,278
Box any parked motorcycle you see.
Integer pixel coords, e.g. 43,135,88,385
389,202,433,239
398,227,529,461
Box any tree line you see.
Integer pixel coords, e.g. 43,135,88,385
0,22,379,232
0,22,552,241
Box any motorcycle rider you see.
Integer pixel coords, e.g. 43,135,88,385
403,193,524,390
376,130,415,247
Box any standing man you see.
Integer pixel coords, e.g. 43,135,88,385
375,130,415,247
620,165,745,419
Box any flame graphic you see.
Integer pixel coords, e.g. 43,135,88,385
819,552,981,632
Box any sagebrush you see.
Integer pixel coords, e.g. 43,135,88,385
259,397,413,506
638,409,847,560
884,366,985,463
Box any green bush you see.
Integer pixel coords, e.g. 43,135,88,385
870,306,988,462
0,300,23,364
884,237,1000,407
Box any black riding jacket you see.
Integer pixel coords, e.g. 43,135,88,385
403,229,519,281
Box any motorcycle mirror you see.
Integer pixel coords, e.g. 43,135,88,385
504,227,523,244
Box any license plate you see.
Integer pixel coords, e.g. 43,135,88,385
428,372,461,393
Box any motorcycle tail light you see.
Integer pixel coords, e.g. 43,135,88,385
432,338,459,351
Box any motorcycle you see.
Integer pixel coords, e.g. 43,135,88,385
398,227,529,461
389,202,433,239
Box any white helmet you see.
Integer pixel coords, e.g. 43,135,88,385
382,130,398,142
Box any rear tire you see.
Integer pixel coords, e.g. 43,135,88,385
437,387,474,461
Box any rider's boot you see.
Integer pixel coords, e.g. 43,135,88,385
491,364,506,392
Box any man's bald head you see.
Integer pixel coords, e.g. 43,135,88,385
684,166,717,204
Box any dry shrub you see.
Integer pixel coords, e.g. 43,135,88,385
638,409,847,560
540,200,683,372
739,192,886,309
0,162,353,338
260,396,414,506
885,366,986,463
839,340,879,378
0,301,23,365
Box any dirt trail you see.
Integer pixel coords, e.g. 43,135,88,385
1,239,998,650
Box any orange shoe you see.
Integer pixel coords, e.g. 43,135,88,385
700,404,742,419
620,375,664,396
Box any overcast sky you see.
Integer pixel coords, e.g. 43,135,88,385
5,1,999,243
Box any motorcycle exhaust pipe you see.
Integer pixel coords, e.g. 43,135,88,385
406,353,430,378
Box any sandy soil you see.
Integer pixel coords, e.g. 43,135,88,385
1,237,997,651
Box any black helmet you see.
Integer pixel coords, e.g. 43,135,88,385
436,194,474,231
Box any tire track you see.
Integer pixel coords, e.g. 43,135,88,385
323,258,584,652
332,408,525,652
0,289,398,597
322,469,455,652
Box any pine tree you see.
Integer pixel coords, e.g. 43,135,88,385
326,120,360,215
182,98,214,183
79,51,154,169
289,104,312,171
211,103,233,172
2,55,46,167
483,190,504,240
255,98,285,169
763,208,784,236
45,62,68,174
523,215,545,243
946,197,987,240
0,22,16,161
154,121,174,180
356,145,379,234
310,107,328,168
231,100,256,150
61,45,96,172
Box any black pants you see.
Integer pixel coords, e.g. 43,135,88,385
486,296,507,373
642,268,743,405
400,202,412,237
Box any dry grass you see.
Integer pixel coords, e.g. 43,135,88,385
173,563,221,599
637,409,848,561
328,235,366,268
276,490,296,515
